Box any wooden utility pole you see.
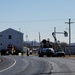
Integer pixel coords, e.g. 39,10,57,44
39,32,41,43
65,18,74,55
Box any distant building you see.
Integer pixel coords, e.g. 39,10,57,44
0,28,23,51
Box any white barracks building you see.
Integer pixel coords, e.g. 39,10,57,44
0,28,23,51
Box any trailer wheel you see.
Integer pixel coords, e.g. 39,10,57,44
47,55,51,57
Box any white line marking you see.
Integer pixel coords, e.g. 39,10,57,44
0,58,16,72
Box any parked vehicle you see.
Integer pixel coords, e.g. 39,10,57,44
54,50,65,57
30,50,32,54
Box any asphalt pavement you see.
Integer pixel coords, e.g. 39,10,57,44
0,56,52,75
0,56,15,72
0,56,75,75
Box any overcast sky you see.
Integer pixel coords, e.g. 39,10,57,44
0,0,75,43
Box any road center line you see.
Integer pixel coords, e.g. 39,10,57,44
0,58,16,72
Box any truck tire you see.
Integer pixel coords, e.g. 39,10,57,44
39,53,43,57
39,55,43,57
47,55,51,57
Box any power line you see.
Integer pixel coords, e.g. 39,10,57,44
0,19,68,23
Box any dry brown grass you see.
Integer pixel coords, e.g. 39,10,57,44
0,59,2,62
64,55,75,58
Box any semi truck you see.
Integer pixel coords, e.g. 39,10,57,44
38,39,54,57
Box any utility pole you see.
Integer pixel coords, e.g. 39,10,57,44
26,32,28,47
19,28,21,50
39,32,41,43
26,32,28,42
65,18,74,55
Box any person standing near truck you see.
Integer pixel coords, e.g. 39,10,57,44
27,48,29,56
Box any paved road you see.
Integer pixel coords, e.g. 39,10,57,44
0,56,75,75
29,57,75,75
0,56,15,71
0,56,52,75
44,57,75,75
